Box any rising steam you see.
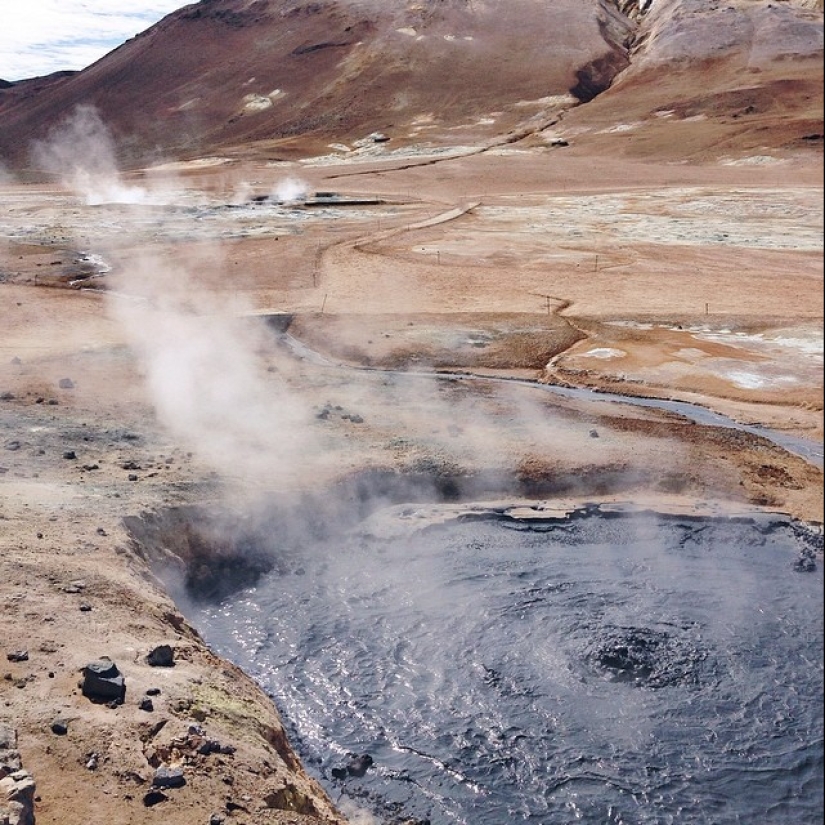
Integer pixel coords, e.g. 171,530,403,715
30,105,176,205
270,176,310,203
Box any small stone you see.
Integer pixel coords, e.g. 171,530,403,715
86,753,99,770
79,603,92,612
128,474,138,482
96,527,107,536
81,657,125,703
152,765,185,789
139,697,154,712
146,645,174,668
346,753,374,777
63,450,76,460
146,687,161,696
143,789,167,807
58,378,75,389
210,814,226,825
6,651,28,662
0,392,14,401
589,429,599,438
50,718,69,736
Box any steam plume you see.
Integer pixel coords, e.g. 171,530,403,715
30,105,176,205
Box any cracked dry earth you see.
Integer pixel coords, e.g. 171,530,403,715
1,142,823,825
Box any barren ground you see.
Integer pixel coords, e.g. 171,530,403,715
1,136,822,824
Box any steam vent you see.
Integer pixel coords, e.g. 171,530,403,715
0,1,822,824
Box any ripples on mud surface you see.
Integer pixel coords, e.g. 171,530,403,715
189,509,824,824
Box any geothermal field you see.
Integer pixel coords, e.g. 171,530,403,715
0,1,823,824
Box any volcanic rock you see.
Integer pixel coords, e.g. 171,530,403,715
81,657,125,703
146,644,175,667
152,765,186,789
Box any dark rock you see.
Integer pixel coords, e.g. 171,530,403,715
793,553,817,573
589,429,599,438
81,463,99,471
139,697,154,712
79,603,92,612
0,392,14,401
3,440,21,451
62,450,76,460
210,814,226,825
6,651,28,663
58,378,75,389
146,645,174,668
143,789,167,807
81,657,125,703
331,767,348,780
128,474,139,481
146,687,161,696
346,753,374,777
152,765,185,789
197,739,221,755
50,718,69,736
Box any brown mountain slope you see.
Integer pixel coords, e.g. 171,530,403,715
553,0,824,160
0,0,633,169
0,0,821,171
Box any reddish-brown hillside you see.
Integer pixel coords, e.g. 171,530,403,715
0,0,821,170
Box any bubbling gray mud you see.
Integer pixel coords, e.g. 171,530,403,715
188,508,823,824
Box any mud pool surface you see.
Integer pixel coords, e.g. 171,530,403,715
186,507,824,825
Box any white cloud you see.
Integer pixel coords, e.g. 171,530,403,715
0,1,192,81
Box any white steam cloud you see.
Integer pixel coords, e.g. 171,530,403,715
110,252,316,489
0,160,15,186
30,104,319,491
30,105,177,205
270,176,310,203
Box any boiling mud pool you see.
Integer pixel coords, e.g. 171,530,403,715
191,509,823,824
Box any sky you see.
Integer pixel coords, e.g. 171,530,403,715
0,1,193,82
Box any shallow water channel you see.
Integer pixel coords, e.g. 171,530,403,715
187,507,823,824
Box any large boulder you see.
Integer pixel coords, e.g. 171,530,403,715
81,657,126,703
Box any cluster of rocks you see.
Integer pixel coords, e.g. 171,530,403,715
315,403,364,424
330,753,373,780
0,726,34,825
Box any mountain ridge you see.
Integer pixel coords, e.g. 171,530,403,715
0,0,821,171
